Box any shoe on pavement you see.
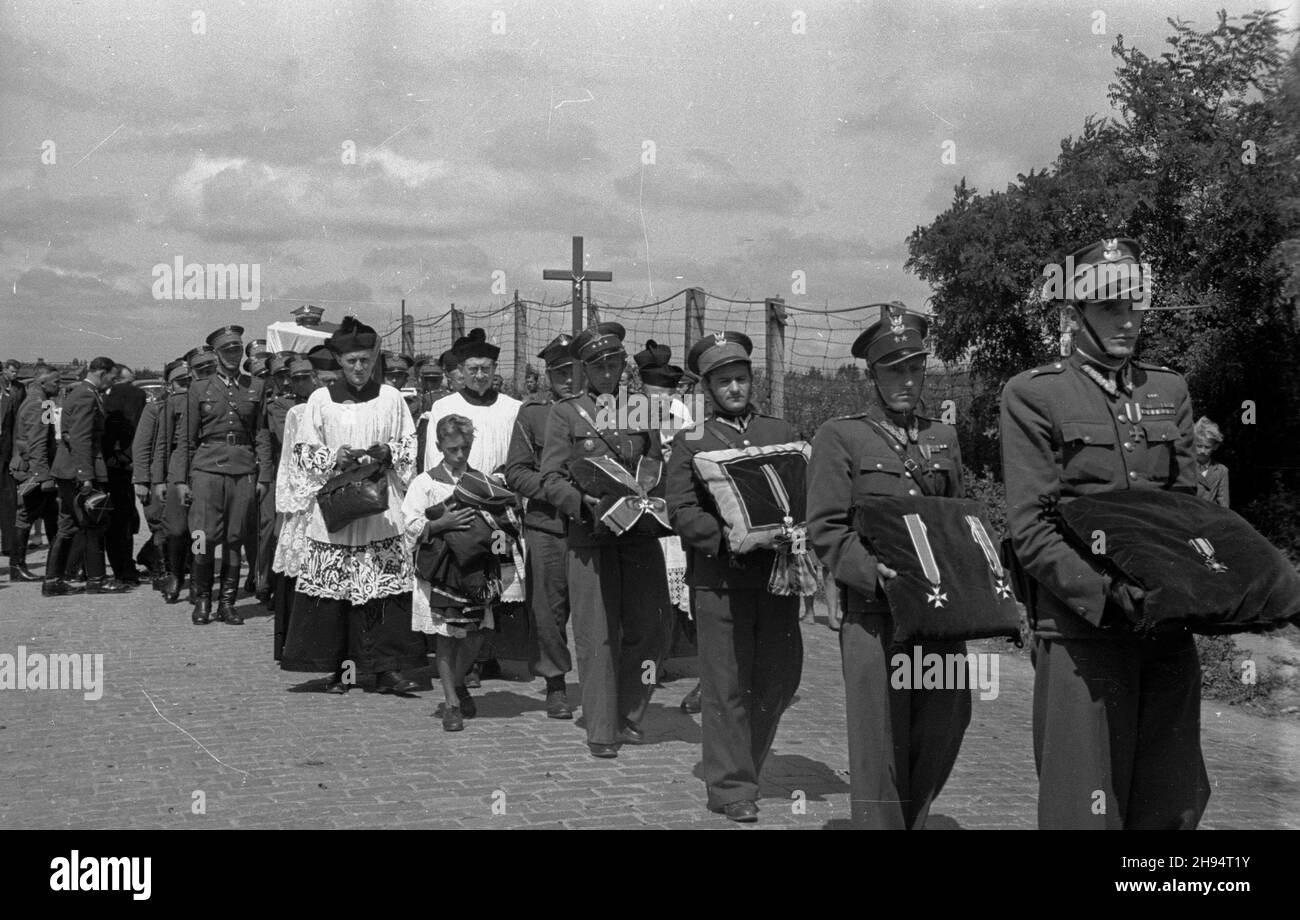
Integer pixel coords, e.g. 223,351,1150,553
441,705,464,732
545,689,574,720
723,801,759,823
588,742,618,759
618,721,645,745
374,670,420,695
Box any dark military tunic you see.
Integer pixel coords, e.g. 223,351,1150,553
504,396,572,682
13,383,58,537
667,411,804,812
539,390,673,746
1000,349,1209,829
807,405,971,829
178,370,272,547
131,398,166,560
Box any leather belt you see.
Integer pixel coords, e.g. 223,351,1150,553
202,432,253,446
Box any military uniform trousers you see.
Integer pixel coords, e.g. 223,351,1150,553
1032,632,1210,829
568,534,672,745
696,588,803,811
525,525,572,680
16,483,59,535
188,470,256,546
255,476,277,592
840,610,971,829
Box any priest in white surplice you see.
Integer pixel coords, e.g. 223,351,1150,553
423,329,522,479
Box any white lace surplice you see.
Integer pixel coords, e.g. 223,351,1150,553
272,402,313,578
286,385,418,605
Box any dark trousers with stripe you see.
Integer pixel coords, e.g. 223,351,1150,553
525,525,572,680
568,536,672,745
840,611,971,829
1032,633,1210,829
696,587,803,810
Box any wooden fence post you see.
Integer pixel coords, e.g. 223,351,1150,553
765,297,786,417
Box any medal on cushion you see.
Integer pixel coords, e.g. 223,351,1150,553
903,513,947,608
966,514,1013,599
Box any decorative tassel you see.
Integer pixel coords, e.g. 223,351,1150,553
767,525,823,596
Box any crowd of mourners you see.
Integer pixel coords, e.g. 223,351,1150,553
0,237,1250,827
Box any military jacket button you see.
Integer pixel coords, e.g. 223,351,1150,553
1083,436,1092,443
1123,442,1133,450
1128,470,1138,480
875,463,883,470
908,488,918,496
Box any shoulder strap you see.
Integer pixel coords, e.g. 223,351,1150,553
571,402,627,466
860,417,935,497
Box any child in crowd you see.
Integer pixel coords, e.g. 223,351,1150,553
1194,416,1230,508
402,414,522,731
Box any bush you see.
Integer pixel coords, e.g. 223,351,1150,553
1239,473,1300,568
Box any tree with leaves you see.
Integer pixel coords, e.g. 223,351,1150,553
907,9,1300,511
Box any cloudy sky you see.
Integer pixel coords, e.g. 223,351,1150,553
0,0,1291,370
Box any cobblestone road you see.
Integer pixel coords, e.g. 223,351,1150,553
2,542,1297,830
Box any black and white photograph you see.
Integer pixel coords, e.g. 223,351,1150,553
1,0,1297,878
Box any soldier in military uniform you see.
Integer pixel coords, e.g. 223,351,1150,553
173,326,273,625
8,365,61,581
383,352,415,392
154,351,201,603
131,362,174,590
539,322,673,758
807,304,971,829
504,333,576,719
255,354,299,607
666,332,805,823
1000,238,1209,829
43,357,133,596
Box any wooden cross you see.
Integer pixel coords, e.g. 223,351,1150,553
543,236,612,339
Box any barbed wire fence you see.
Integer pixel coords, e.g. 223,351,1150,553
375,288,975,432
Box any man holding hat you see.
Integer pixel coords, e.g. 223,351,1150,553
153,352,199,603
807,303,971,829
173,325,273,625
505,333,577,718
8,364,62,581
539,322,673,758
666,331,806,823
43,357,132,595
1000,237,1208,829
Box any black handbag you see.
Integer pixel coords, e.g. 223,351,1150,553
318,461,389,532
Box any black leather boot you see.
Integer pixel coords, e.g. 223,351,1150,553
191,553,213,624
10,527,40,581
162,537,186,603
217,573,243,625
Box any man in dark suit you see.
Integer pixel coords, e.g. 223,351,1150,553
102,364,148,584
666,332,805,823
43,357,133,596
504,334,575,719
